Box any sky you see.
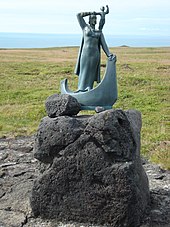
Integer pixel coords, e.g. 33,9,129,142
0,0,170,36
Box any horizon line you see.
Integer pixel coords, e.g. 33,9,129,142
0,32,170,37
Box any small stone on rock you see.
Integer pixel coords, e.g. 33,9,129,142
45,94,81,117
95,106,105,113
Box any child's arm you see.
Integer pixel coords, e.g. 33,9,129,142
105,5,109,14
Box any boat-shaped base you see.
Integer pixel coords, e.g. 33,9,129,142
60,58,117,110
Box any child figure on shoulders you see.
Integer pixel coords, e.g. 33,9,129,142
96,5,109,30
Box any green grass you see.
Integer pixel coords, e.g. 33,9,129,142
0,47,169,169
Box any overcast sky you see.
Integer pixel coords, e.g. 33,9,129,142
0,0,169,36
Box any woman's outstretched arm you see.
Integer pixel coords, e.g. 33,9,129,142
100,33,111,57
100,33,116,60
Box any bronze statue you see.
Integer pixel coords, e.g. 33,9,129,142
75,8,113,92
61,6,117,110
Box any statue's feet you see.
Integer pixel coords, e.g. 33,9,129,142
95,106,105,113
85,86,91,91
74,87,91,93
74,89,86,93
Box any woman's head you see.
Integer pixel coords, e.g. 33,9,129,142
89,14,97,26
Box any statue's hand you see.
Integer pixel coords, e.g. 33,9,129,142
80,12,91,17
108,54,116,61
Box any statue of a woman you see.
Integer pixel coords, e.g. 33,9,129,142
75,11,113,92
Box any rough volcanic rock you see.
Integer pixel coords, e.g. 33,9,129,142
0,136,169,227
34,109,140,164
0,136,37,227
34,115,89,163
45,94,81,117
31,109,150,226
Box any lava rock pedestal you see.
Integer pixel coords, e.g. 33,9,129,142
30,98,150,226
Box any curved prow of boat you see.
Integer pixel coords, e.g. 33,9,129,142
60,57,117,110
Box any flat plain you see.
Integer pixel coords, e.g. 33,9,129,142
0,46,169,169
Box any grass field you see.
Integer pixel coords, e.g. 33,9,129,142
0,46,169,169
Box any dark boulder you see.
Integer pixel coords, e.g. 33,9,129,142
31,109,150,226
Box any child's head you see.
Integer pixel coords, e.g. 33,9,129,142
100,6,105,11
